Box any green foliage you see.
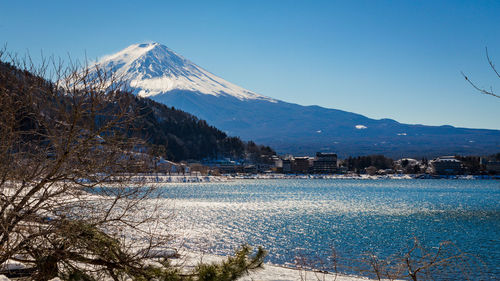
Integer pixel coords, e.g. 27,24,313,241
66,270,97,281
24,220,266,281
135,262,185,281
123,245,266,281
195,245,266,281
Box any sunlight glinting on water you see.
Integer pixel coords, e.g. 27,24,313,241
151,179,499,279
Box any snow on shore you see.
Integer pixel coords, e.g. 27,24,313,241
0,276,61,281
1,253,372,281
131,173,496,184
134,174,231,183
130,173,411,184
242,264,372,281
174,251,372,281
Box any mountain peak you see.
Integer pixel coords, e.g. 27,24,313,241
95,42,275,101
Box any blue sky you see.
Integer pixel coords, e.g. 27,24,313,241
1,0,500,129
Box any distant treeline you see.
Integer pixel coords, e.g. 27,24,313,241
344,155,394,172
342,153,500,174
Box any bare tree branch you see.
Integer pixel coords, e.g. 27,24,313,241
462,47,500,99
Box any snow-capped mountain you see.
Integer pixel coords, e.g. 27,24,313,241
96,43,275,101
92,43,500,157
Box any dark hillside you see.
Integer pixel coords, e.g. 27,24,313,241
0,60,274,162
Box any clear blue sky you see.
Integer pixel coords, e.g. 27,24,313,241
1,0,500,129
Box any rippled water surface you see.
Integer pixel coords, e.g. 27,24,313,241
158,179,500,279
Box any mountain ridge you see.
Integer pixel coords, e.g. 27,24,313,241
91,43,500,157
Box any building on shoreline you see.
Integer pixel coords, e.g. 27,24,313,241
292,156,311,174
195,153,498,176
430,156,463,175
312,152,338,174
485,160,500,173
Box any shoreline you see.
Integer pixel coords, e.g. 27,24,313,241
174,251,374,281
1,253,375,281
131,173,500,184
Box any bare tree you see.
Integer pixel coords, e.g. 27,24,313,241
462,47,500,99
357,238,481,281
0,48,168,278
0,49,266,280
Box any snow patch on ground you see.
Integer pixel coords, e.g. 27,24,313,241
177,251,372,281
0,260,27,271
133,175,230,183
0,251,372,281
0,276,60,281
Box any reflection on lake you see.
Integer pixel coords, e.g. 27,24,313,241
158,179,499,279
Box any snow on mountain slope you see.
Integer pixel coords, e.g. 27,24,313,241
95,43,275,102
92,42,500,157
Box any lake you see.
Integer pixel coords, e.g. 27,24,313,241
157,179,500,280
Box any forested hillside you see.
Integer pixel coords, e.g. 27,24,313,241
0,60,274,162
